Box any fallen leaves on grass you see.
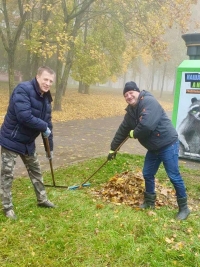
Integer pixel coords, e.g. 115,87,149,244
52,92,173,122
0,89,173,125
92,171,177,208
52,91,127,121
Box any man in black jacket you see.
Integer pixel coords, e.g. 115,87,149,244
107,81,190,220
0,66,56,220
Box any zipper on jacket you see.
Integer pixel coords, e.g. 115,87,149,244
11,125,19,138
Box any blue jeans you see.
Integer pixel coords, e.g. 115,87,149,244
142,141,187,199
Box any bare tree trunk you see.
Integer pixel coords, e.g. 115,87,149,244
54,48,74,110
138,73,142,89
8,53,15,94
150,60,155,92
123,72,127,86
0,0,28,94
84,84,90,94
23,49,32,80
160,62,167,98
54,0,96,110
23,9,32,80
172,68,176,95
157,68,161,91
78,81,84,93
80,9,89,95
56,63,62,84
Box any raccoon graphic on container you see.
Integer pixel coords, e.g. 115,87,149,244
178,97,200,159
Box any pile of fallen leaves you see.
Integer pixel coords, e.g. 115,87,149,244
92,171,177,208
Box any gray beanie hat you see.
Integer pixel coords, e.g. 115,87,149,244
123,81,140,95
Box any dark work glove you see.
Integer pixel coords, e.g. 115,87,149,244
107,150,116,161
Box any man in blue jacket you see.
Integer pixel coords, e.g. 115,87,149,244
107,81,190,220
0,66,56,220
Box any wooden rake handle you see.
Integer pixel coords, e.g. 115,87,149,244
44,137,56,187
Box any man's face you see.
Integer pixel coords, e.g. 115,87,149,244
124,90,140,106
36,70,55,94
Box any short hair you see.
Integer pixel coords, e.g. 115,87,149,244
37,66,55,76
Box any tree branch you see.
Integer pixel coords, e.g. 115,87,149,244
0,27,9,52
13,12,28,51
65,0,96,23
2,0,11,41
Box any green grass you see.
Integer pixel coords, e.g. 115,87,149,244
0,153,200,267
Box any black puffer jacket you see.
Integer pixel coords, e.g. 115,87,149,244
0,78,53,155
111,90,177,151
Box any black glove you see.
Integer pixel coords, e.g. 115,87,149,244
107,150,116,161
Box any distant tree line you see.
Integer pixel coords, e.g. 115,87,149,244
0,0,196,110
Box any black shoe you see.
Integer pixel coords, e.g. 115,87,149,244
37,200,56,208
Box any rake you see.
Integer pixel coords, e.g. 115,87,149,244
44,136,129,190
68,136,130,190
44,137,69,188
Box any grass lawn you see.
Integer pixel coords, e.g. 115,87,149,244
0,82,199,266
0,153,200,267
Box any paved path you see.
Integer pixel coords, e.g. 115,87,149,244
12,115,200,178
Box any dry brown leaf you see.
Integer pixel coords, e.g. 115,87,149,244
147,210,157,216
96,204,104,209
165,237,174,244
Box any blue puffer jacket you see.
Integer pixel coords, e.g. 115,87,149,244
110,90,177,152
0,78,53,155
